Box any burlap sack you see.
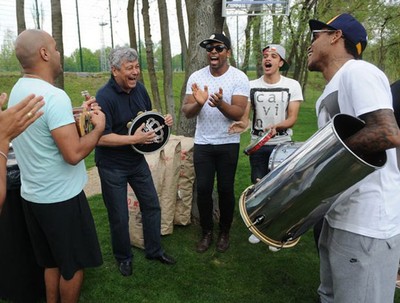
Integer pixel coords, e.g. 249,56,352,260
128,191,144,249
128,149,166,249
159,137,181,235
145,149,166,192
173,135,195,226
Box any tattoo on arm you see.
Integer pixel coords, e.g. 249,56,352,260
346,109,399,155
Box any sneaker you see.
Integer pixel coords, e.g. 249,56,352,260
268,246,281,252
248,234,261,244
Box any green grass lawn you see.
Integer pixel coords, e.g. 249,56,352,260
2,71,400,302
81,130,323,303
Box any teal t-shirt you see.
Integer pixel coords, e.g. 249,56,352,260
8,78,87,203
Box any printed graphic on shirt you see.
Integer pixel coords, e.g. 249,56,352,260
250,87,290,135
318,91,339,118
316,91,340,128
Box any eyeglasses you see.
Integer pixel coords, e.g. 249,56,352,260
311,30,337,43
205,44,227,53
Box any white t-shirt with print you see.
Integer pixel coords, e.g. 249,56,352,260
315,59,400,239
249,75,303,144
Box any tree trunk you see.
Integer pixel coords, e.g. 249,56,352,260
252,16,262,78
127,0,137,50
286,0,317,88
223,22,236,68
157,0,176,124
16,0,26,34
241,16,253,74
33,0,41,29
142,0,162,112
175,0,187,72
177,0,224,137
51,0,64,89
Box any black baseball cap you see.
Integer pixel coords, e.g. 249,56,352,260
309,13,368,56
200,33,231,50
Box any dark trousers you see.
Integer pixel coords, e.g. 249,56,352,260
193,143,240,233
98,157,163,262
249,144,276,184
0,188,45,302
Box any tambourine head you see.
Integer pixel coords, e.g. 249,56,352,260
127,111,170,154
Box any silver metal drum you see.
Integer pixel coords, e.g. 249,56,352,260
6,144,20,190
239,114,387,248
268,142,304,171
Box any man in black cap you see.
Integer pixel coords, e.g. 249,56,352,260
182,33,249,253
308,13,400,302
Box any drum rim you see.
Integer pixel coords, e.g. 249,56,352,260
243,129,274,156
127,111,171,154
239,185,300,249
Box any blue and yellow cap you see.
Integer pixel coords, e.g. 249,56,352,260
309,13,368,56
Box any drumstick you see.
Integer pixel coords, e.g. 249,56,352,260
81,90,90,101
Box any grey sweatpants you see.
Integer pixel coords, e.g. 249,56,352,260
318,219,400,303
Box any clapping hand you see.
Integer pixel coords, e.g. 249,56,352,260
191,83,209,106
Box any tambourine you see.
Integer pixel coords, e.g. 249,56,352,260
73,107,93,137
243,129,274,156
127,111,170,154
73,90,93,137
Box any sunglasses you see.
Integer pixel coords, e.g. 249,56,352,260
205,44,227,53
310,29,336,43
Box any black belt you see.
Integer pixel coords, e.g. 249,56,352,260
252,129,288,137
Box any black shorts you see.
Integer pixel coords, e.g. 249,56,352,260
22,191,103,280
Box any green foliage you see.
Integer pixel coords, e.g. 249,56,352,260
0,30,20,72
63,41,185,74
308,0,400,82
362,0,400,82
64,48,103,73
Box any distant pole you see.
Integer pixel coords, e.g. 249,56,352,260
34,0,41,29
75,0,84,71
99,22,108,71
236,15,239,68
108,0,114,48
136,0,141,66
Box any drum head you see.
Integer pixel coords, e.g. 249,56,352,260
127,111,170,154
268,142,303,171
7,143,17,167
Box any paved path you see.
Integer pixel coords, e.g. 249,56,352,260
84,167,101,197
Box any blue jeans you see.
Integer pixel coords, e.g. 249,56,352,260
193,143,239,233
97,158,163,262
249,144,276,184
